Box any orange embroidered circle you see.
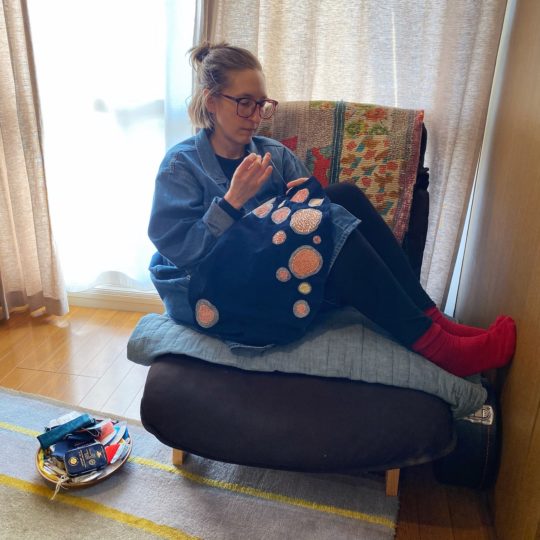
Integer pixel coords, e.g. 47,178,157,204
293,300,310,318
313,235,321,244
276,267,291,282
298,282,312,295
308,198,324,207
272,230,287,245
271,207,291,224
290,188,310,203
195,299,219,328
288,246,323,279
290,208,322,235
253,201,273,218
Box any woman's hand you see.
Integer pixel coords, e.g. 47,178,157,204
286,177,309,190
224,153,273,209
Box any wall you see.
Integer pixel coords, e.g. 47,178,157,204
455,0,540,538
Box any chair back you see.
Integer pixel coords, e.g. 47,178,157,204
258,101,424,244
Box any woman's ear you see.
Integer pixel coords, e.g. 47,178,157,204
204,89,216,114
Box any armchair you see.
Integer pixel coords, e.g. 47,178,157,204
139,101,455,496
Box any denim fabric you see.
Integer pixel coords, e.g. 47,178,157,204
188,177,335,347
148,129,359,334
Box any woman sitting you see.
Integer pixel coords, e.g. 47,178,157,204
147,42,516,378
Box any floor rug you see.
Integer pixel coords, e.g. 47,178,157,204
0,388,399,539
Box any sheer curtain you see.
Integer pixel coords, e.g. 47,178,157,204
26,0,196,293
0,0,67,319
205,0,507,306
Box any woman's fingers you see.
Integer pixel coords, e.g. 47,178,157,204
286,177,309,189
237,152,259,173
257,164,273,186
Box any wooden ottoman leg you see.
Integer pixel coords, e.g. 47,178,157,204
385,468,400,496
172,448,185,466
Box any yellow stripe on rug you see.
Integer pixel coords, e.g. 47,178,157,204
1,420,394,531
0,421,40,437
0,474,198,540
130,456,395,530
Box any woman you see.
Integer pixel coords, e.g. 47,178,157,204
148,42,516,377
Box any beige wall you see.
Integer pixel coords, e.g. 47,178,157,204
455,0,540,538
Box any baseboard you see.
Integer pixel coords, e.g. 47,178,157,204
68,288,164,313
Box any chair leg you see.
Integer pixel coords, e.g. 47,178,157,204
385,468,400,496
172,448,185,466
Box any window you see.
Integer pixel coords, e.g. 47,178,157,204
28,0,196,293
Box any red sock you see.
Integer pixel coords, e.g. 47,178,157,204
412,318,516,377
424,306,487,337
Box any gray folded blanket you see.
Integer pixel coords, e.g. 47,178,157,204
127,307,486,418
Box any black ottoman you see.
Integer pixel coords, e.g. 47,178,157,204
140,354,456,494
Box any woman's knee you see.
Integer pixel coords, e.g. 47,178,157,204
325,181,372,214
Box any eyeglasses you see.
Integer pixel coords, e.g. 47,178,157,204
218,93,278,119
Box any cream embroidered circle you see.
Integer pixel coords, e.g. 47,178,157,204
290,208,322,235
253,201,273,218
313,235,322,244
272,230,287,245
271,207,291,224
288,246,323,279
308,198,324,207
298,282,312,295
276,267,291,282
195,299,219,328
290,188,310,203
293,300,310,318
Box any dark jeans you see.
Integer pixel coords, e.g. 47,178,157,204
324,182,434,346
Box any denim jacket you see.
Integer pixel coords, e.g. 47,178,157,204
148,128,359,332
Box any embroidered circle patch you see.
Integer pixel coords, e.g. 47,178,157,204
298,282,312,295
290,188,310,203
276,267,291,282
272,230,287,245
308,198,324,207
290,208,322,235
271,207,291,224
293,300,310,318
195,299,219,328
253,201,273,218
313,235,321,244
289,246,323,279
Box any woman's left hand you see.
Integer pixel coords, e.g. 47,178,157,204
286,177,309,190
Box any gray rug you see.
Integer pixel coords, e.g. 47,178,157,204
0,388,398,539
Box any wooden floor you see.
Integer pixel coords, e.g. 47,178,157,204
0,307,496,539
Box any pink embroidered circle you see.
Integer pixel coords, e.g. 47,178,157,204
308,198,324,207
195,299,219,328
298,282,312,295
271,207,291,224
290,208,322,235
289,246,323,279
253,201,273,218
290,188,310,203
276,267,291,282
293,300,310,318
272,230,287,245
313,235,321,244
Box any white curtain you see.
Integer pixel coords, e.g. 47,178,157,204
26,0,196,292
206,0,507,306
0,0,67,319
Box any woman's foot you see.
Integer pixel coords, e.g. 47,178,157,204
412,317,516,377
425,307,508,337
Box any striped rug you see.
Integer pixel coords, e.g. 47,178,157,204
0,388,398,539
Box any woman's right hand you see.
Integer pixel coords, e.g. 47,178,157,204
224,152,273,209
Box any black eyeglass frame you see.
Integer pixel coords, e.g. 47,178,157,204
218,93,279,119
